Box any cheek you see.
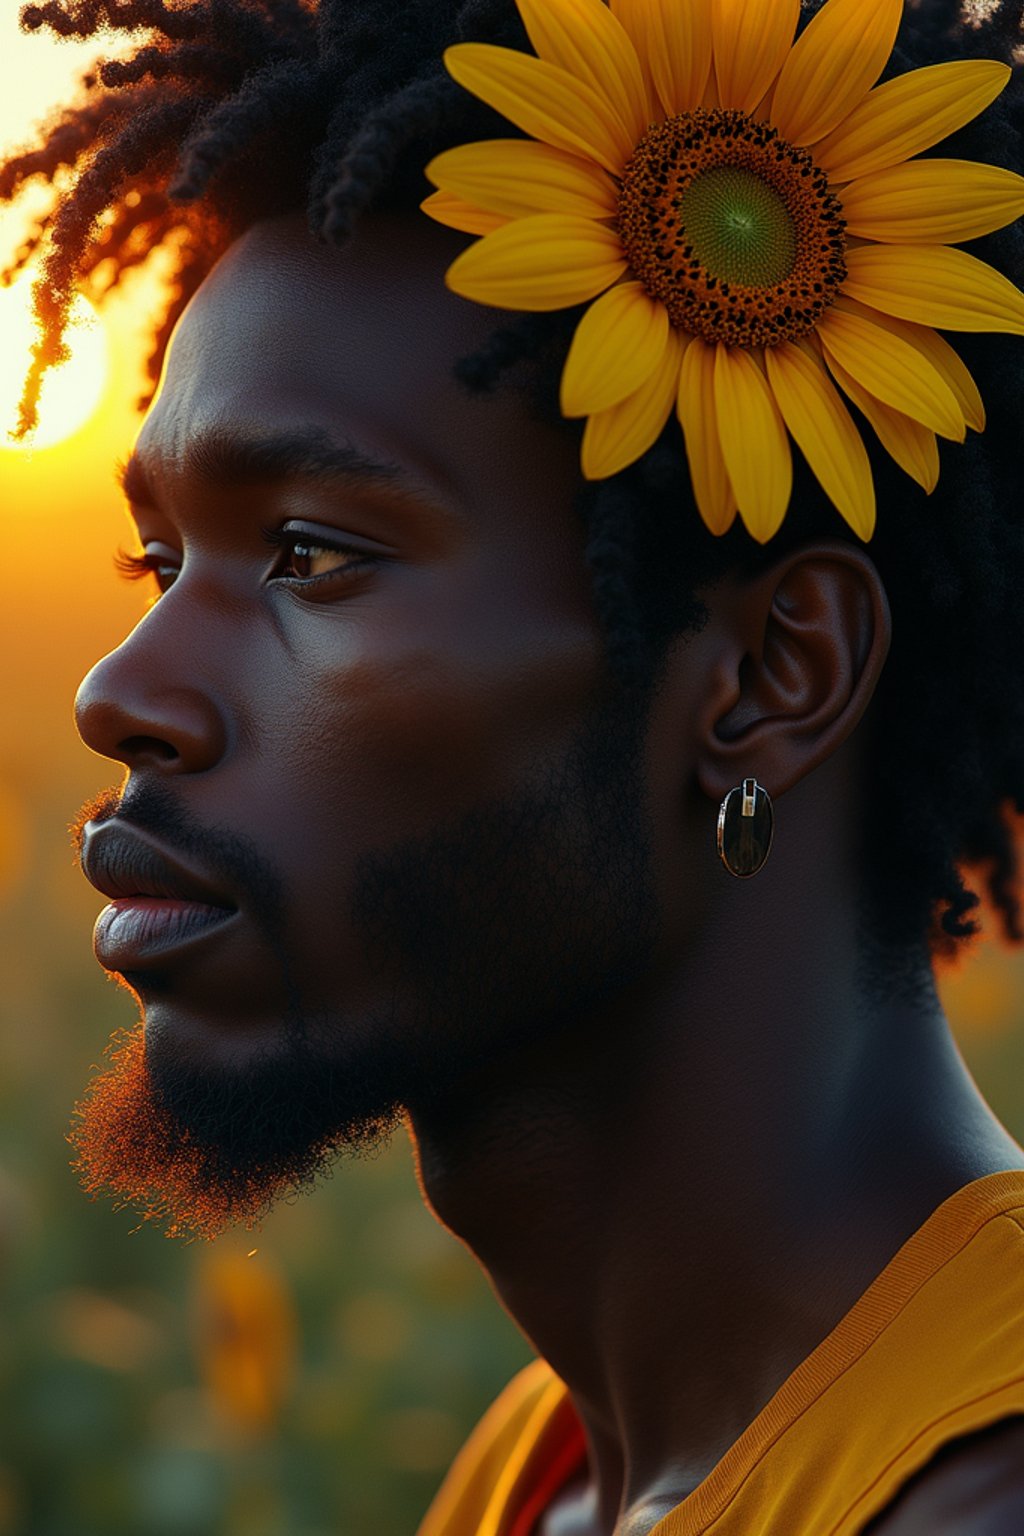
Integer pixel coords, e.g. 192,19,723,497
256,565,606,844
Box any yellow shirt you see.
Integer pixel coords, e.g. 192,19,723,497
416,1169,1024,1536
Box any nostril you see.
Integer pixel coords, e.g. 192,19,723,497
118,736,180,765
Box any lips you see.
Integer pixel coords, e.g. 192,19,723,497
80,820,237,911
81,820,239,972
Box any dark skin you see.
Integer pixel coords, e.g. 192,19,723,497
73,211,1024,1536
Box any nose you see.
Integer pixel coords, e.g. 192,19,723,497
74,631,230,774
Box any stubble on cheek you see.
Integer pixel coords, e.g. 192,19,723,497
348,683,663,1109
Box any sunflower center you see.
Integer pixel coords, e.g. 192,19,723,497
677,166,797,288
617,109,847,349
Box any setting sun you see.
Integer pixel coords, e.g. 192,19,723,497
0,271,109,451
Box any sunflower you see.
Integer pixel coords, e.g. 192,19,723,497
421,0,1024,542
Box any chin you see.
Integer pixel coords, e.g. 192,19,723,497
139,995,296,1075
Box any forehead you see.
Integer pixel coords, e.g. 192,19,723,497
136,210,581,522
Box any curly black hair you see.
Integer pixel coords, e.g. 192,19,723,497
4,0,1024,970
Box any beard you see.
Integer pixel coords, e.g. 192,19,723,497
68,1016,401,1241
69,682,660,1239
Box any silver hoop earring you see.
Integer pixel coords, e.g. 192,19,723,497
717,777,774,878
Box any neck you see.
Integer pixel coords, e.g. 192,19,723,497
408,877,1024,1530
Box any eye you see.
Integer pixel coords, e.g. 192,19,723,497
112,545,180,594
259,525,379,585
112,527,380,596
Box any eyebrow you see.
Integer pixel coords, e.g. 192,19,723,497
117,425,448,514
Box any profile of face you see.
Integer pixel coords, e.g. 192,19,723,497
69,211,697,1238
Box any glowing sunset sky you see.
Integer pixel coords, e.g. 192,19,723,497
0,12,154,788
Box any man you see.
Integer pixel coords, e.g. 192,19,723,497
6,0,1024,1531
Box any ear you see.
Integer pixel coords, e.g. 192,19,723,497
692,539,892,805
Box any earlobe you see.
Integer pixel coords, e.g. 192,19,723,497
694,539,892,807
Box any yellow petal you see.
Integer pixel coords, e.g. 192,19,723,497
842,244,1024,335
445,214,627,310
582,328,688,478
516,0,652,143
834,295,984,432
764,343,875,540
814,60,1011,183
840,159,1024,244
771,0,903,146
713,346,792,542
826,355,939,493
420,190,510,236
634,0,713,118
425,140,618,221
906,330,985,436
609,0,658,115
713,0,800,114
816,305,964,440
676,337,736,534
562,281,670,415
443,42,634,176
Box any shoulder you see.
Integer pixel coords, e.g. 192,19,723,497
863,1416,1024,1536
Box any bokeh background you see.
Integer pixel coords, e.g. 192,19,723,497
0,11,1022,1536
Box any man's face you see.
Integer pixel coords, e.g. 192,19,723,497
70,212,672,1236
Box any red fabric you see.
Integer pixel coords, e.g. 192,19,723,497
506,1417,588,1536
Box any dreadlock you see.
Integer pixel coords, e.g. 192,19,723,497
4,0,1024,966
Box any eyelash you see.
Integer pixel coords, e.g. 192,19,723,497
112,527,378,592
112,549,177,585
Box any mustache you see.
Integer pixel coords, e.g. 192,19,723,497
68,780,289,944
68,784,123,866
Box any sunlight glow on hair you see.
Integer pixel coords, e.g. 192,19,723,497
0,271,107,450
